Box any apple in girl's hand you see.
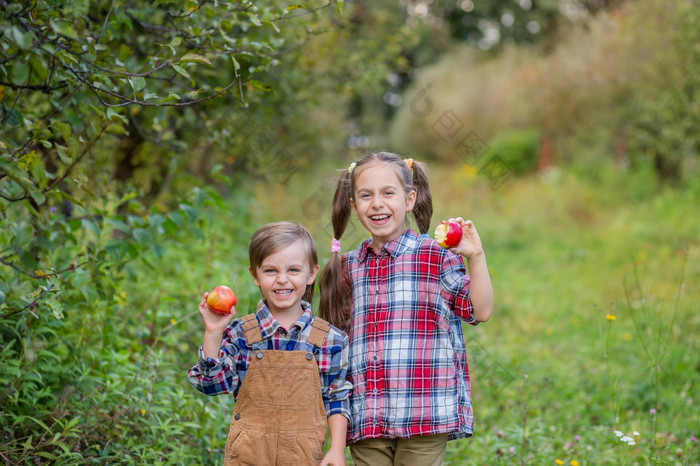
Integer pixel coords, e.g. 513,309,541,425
207,286,237,314
434,221,463,248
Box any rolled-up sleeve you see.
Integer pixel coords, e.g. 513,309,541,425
187,327,243,396
439,251,477,325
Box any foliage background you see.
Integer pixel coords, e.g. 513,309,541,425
1,0,698,464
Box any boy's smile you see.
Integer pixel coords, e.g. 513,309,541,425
249,239,319,326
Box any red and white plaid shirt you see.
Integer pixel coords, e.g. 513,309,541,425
344,229,478,443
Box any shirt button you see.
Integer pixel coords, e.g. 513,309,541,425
234,414,241,421
372,389,378,395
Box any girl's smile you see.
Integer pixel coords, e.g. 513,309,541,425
351,163,416,251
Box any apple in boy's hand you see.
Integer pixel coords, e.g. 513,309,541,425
206,286,237,314
434,221,463,248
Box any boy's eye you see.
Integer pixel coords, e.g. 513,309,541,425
263,269,276,274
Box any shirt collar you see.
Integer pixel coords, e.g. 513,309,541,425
255,300,313,338
357,229,420,262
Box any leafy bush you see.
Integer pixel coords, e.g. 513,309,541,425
481,128,540,176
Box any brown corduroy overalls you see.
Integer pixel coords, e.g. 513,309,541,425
223,314,331,466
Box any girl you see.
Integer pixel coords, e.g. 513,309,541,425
188,221,352,466
319,152,493,466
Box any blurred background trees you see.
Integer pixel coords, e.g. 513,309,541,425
1,0,698,462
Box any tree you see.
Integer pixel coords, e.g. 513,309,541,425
1,1,346,461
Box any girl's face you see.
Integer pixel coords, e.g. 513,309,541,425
250,240,319,318
350,162,416,250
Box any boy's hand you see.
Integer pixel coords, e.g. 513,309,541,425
199,292,236,334
447,217,484,259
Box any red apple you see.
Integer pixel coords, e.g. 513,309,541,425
434,221,463,248
207,285,237,314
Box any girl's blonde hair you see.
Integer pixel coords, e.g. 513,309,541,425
249,221,319,304
318,151,433,332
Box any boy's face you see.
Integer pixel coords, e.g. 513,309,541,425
249,240,319,318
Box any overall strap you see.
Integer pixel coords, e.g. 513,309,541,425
306,317,331,348
239,314,263,344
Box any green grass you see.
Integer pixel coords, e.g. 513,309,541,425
87,162,697,465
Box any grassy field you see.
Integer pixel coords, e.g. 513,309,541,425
248,161,699,465
125,161,698,465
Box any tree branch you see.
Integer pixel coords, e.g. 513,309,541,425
0,80,68,93
70,67,241,107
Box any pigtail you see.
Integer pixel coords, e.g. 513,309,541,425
410,160,433,234
319,170,354,333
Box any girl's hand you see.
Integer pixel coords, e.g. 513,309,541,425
448,217,484,259
319,447,346,466
199,292,236,333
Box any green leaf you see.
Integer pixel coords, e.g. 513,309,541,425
181,53,212,65
248,13,262,27
30,55,49,80
81,218,101,239
231,56,241,71
106,123,127,135
45,297,64,320
179,203,198,221
81,284,98,304
10,26,35,50
168,211,185,227
52,121,72,141
106,108,128,124
172,64,191,79
56,145,74,164
107,218,131,233
162,217,178,235
12,62,30,83
50,21,79,40
119,44,134,61
29,188,46,205
133,228,153,245
128,76,146,92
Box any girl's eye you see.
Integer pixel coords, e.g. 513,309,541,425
360,193,371,199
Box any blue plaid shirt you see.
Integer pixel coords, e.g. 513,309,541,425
188,301,351,420
344,230,478,442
